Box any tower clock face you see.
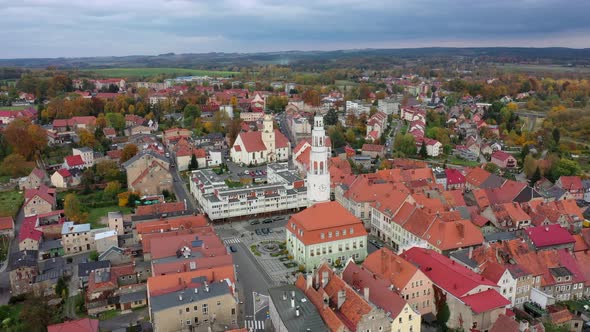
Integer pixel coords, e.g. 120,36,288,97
319,184,327,192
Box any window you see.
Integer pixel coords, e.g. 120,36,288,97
232,308,236,315
194,305,198,311
194,317,199,324
180,320,184,326
335,231,339,237
350,228,354,234
409,314,412,321
343,229,347,236
203,304,208,315
328,232,332,238
399,317,402,323
186,320,191,326
320,233,325,239
186,307,190,312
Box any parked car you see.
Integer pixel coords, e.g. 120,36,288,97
255,229,262,235
250,220,260,225
230,246,237,253
261,228,269,235
263,218,273,224
244,170,250,175
272,216,283,221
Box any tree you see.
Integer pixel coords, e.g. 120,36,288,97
4,119,47,160
393,134,416,157
64,193,88,223
552,127,561,144
78,128,97,148
436,302,450,327
20,293,55,331
484,162,500,174
324,108,338,126
0,153,29,177
419,143,427,159
189,154,198,171
120,144,139,163
104,181,121,198
105,112,125,131
96,160,121,182
211,110,229,133
523,154,538,178
183,104,201,128
55,277,68,301
550,158,581,180
88,250,99,262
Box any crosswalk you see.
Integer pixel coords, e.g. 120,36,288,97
244,320,265,330
224,238,241,244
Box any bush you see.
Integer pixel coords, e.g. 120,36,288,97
8,294,26,304
436,302,450,327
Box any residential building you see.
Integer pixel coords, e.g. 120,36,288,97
556,176,584,200
0,216,15,238
342,262,421,332
363,248,436,315
285,201,368,271
73,147,95,168
19,168,47,190
296,264,393,332
23,185,56,217
524,224,575,251
402,248,510,331
346,100,372,115
51,168,80,188
480,262,517,307
108,211,124,235
445,168,466,190
365,111,388,142
230,114,290,165
378,98,400,115
190,166,307,221
491,151,518,169
481,203,532,231
267,284,328,332
162,127,192,146
64,154,86,170
123,150,173,196
61,222,93,254
94,230,118,253
48,318,99,332
9,250,38,295
361,144,385,158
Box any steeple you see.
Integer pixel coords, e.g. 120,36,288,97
307,114,331,204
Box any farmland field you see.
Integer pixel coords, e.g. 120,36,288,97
494,63,590,74
82,67,237,78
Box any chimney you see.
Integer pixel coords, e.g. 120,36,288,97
291,297,295,308
456,222,465,239
337,290,346,309
363,287,370,301
295,306,300,317
321,271,329,288
468,246,473,259
306,274,312,290
282,292,287,301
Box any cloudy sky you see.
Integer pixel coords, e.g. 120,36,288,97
1,0,589,58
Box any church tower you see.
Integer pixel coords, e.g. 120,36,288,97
261,114,275,151
307,115,331,204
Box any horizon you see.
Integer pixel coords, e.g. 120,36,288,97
2,0,590,58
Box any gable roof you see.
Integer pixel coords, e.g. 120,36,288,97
362,248,419,290
65,155,84,167
525,224,575,248
24,185,56,207
0,216,14,231
48,318,99,332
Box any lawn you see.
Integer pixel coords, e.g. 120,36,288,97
88,206,132,229
0,190,23,217
0,106,34,110
83,67,236,78
98,309,120,321
447,157,481,167
225,179,244,188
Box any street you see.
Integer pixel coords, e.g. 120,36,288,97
0,203,24,304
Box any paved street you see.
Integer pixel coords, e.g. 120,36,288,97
0,204,24,304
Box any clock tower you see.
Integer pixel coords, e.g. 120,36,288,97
307,114,331,204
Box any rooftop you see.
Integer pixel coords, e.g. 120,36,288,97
150,279,231,312
268,285,328,332
61,221,91,235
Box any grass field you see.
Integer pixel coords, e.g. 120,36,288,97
83,67,237,78
495,63,590,74
0,106,33,110
0,190,23,217
87,206,132,229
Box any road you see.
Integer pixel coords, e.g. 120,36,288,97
386,120,401,156
0,204,24,304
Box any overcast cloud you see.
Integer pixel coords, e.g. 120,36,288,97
1,0,589,58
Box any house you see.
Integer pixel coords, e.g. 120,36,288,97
23,185,56,217
73,147,94,168
19,168,47,190
362,248,436,315
491,151,517,169
361,144,385,158
51,168,80,189
47,318,99,332
78,260,111,288
0,216,15,238
365,111,389,142
94,230,118,253
445,168,466,190
479,261,517,307
285,201,368,271
102,127,117,139
524,224,575,251
63,155,86,170
9,250,39,295
123,150,173,196
555,176,584,200
61,222,93,254
175,143,207,171
481,203,531,231
295,264,394,332
423,138,443,157
162,127,192,146
401,248,510,331
342,261,421,331
52,116,96,132
230,114,290,165
268,285,328,332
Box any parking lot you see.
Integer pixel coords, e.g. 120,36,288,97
225,159,268,182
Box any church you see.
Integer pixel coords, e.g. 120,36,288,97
230,114,291,165
306,115,331,204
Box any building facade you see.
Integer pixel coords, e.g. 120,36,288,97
306,115,331,204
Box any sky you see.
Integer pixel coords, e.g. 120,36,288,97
1,0,589,58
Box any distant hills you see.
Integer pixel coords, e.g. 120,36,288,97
2,47,590,70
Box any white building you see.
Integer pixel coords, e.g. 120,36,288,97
306,115,331,204
190,164,308,221
346,100,371,115
72,147,94,168
94,230,118,253
230,114,291,165
377,98,400,115
286,201,368,271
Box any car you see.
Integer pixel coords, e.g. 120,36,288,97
268,228,273,233
273,216,283,221
250,220,260,225
261,228,269,234
244,170,250,175
229,246,237,253
262,218,273,224
255,229,262,236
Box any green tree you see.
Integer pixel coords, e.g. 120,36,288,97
55,277,68,301
530,166,542,185
552,127,560,144
436,301,450,327
183,104,201,128
393,133,416,157
550,158,581,180
324,109,338,126
484,162,500,174
105,112,125,131
64,193,88,223
189,154,199,171
104,181,121,198
88,250,99,262
419,143,427,159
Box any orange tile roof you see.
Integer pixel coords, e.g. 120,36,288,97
147,265,235,296
48,318,99,332
465,167,491,187
135,215,208,235
149,232,226,260
141,226,214,254
288,202,367,245
0,216,14,231
135,202,186,216
549,308,574,324
362,248,419,290
152,254,233,276
344,175,410,203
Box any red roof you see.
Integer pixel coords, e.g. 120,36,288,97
525,224,575,248
31,168,45,180
361,144,385,152
102,127,116,137
492,150,515,162
135,202,186,216
24,185,56,208
237,129,290,152
558,176,583,191
56,168,72,178
65,155,84,167
0,216,13,231
48,318,99,332
461,289,510,313
19,215,42,242
444,168,465,185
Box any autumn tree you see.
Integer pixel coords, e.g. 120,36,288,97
0,153,29,177
96,160,122,182
78,128,97,148
105,112,125,131
211,110,229,133
523,155,538,178
4,119,47,160
104,181,121,198
20,293,56,331
64,193,88,223
120,144,139,163
530,167,542,186
394,133,416,157
550,158,581,180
